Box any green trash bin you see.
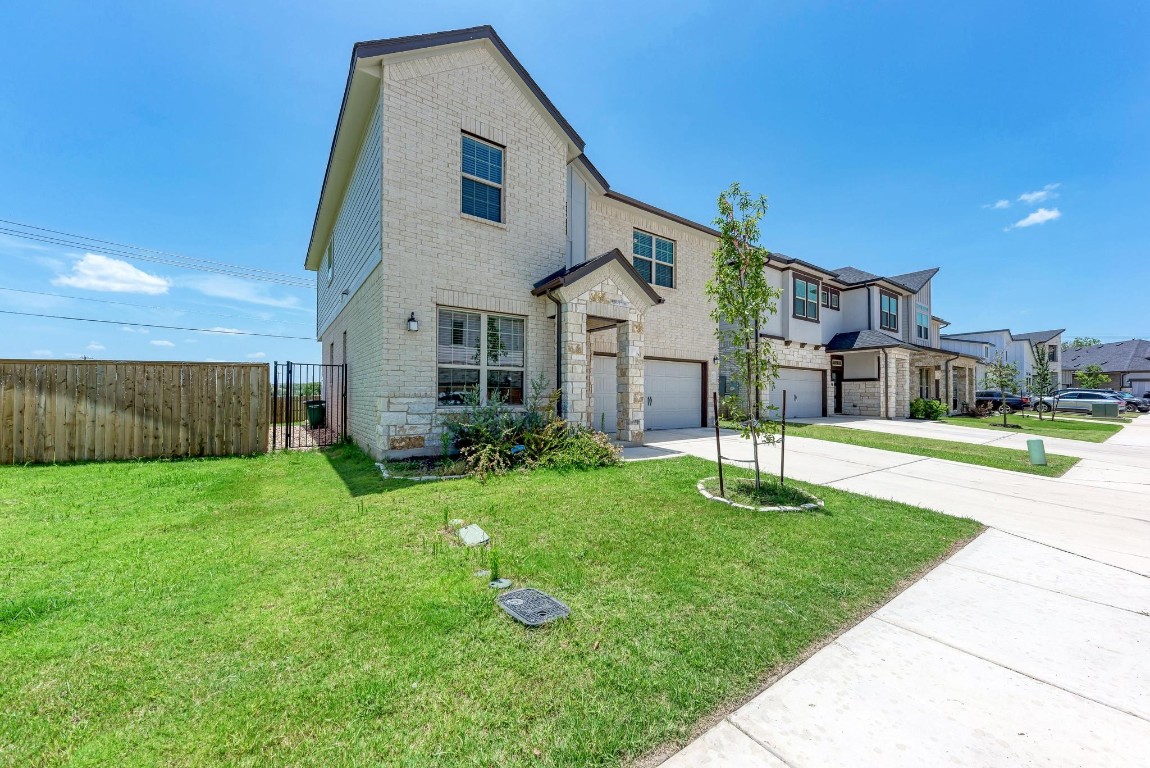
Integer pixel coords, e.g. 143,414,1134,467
305,399,326,429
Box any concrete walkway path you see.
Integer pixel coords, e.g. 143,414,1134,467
633,418,1150,766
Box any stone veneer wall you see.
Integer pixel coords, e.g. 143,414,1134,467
840,380,882,416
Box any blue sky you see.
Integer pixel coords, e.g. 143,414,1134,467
2,1,1147,362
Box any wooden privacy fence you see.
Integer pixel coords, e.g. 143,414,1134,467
0,360,270,464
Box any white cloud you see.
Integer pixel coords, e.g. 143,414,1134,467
150,339,176,347
246,352,267,359
1018,183,1060,205
53,254,171,294
32,349,53,357
183,275,304,310
1005,207,1062,230
984,199,1011,210
86,342,105,351
201,326,247,335
120,326,148,334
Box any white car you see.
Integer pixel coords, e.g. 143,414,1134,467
1034,390,1126,414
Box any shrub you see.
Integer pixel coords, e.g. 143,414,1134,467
442,377,620,480
910,398,946,420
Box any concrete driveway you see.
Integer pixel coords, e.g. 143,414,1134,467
635,419,1150,766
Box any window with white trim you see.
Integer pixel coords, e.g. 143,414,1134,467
461,134,503,223
326,239,334,284
632,229,674,288
915,305,930,342
437,308,525,405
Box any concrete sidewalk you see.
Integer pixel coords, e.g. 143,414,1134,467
663,530,1150,768
635,418,1150,766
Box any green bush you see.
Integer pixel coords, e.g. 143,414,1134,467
910,398,946,420
442,378,621,480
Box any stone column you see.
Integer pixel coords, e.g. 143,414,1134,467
616,318,645,443
561,299,589,427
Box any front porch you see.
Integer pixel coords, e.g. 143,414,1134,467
533,249,663,443
831,343,979,419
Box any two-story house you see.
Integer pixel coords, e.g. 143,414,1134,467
305,26,984,458
939,328,1064,393
305,27,721,457
722,261,982,419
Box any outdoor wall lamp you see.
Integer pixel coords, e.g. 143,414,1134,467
407,312,419,332
712,356,720,365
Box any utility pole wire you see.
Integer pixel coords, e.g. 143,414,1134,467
0,220,312,287
0,309,315,340
0,286,314,324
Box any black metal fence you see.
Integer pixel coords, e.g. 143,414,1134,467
271,361,347,450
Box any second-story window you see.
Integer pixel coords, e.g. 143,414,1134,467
880,290,899,332
632,230,674,288
326,238,334,284
1048,344,1058,362
821,286,840,310
793,274,819,321
916,305,930,341
461,134,503,223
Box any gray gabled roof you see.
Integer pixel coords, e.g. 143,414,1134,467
826,330,904,351
829,266,938,293
887,268,939,293
1061,339,1150,373
531,249,665,304
1013,329,1065,344
831,267,881,284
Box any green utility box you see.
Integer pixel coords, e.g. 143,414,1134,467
1091,402,1119,419
1026,439,1047,466
305,399,326,429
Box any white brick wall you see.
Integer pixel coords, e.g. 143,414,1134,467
587,197,719,424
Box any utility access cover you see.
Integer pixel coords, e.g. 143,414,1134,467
497,588,570,627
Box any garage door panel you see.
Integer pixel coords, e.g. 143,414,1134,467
646,359,702,430
593,357,704,434
768,368,824,419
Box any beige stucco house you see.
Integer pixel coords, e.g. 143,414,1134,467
304,25,983,458
305,27,720,458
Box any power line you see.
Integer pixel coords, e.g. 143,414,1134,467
0,309,314,340
0,219,312,288
0,286,313,325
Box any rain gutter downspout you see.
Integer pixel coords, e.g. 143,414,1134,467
546,289,564,417
942,352,960,413
882,348,890,419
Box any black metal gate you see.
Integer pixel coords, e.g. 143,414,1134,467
271,361,347,450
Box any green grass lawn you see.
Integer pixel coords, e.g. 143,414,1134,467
785,423,1078,476
940,413,1122,443
0,448,979,766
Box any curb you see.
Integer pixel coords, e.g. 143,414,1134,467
696,477,824,512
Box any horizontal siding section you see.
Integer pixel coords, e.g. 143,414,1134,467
318,97,383,337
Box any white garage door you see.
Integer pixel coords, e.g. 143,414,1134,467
645,359,703,430
769,368,824,419
592,356,703,433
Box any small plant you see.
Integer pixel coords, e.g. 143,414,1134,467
910,398,945,420
489,547,500,583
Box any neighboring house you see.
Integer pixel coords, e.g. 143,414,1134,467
304,26,720,457
940,328,1064,393
721,261,982,418
1060,339,1150,393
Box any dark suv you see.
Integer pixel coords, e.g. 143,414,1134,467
974,390,1031,414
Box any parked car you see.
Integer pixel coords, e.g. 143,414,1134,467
974,390,1031,414
1104,391,1150,413
1035,389,1127,414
